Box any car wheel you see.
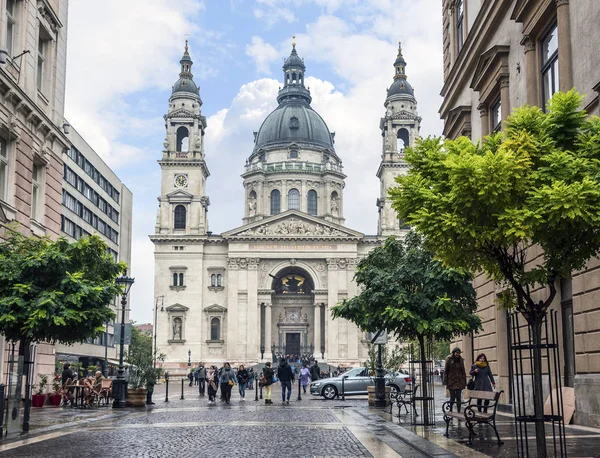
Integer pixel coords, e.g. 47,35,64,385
389,384,400,395
322,385,338,400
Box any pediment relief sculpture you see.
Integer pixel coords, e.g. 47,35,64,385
238,218,347,237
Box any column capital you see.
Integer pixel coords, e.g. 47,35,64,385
520,35,536,53
498,76,510,89
477,103,488,117
326,258,339,270
555,0,569,7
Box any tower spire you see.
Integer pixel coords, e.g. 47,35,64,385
277,39,312,105
393,40,407,80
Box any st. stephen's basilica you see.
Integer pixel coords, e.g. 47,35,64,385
150,40,421,371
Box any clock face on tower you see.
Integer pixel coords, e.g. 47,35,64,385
174,174,188,188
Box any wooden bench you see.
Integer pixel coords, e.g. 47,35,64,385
389,384,420,417
442,390,504,445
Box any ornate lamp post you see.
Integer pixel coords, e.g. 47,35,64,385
188,349,191,367
112,270,135,409
153,296,164,368
260,344,265,360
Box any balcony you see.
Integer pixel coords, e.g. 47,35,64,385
243,160,344,176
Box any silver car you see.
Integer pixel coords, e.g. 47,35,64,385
309,367,412,400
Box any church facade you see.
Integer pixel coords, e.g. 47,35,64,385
150,42,421,372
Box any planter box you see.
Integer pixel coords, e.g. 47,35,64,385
49,394,62,406
126,388,147,407
32,394,46,408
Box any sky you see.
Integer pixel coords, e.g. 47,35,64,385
64,0,444,325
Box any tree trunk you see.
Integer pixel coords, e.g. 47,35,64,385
418,335,429,425
531,320,547,458
20,339,33,434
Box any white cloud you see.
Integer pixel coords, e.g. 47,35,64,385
253,2,296,27
245,36,280,74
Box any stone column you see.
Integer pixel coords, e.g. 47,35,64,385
556,0,573,91
499,76,511,124
347,260,359,361
247,258,259,361
521,35,538,106
313,303,321,354
478,103,489,138
264,303,272,361
282,180,288,212
301,180,307,213
326,259,339,361
226,258,239,360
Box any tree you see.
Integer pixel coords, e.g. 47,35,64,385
0,230,124,431
390,90,600,457
126,325,164,390
363,343,410,374
332,232,481,424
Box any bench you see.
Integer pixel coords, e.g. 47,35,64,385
442,390,504,445
389,384,420,417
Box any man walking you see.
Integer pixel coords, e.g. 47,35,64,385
277,357,295,405
310,360,321,382
197,363,207,395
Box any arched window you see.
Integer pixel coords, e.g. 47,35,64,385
307,190,318,215
210,317,220,341
178,273,184,286
217,274,222,287
397,128,410,154
176,126,189,152
173,273,178,286
292,72,297,84
288,188,300,210
270,190,281,215
211,274,216,287
174,205,186,229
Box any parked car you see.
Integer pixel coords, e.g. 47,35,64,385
310,367,412,400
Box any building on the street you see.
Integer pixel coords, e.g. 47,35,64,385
440,0,600,427
56,124,133,374
0,0,70,379
135,323,153,335
151,42,418,372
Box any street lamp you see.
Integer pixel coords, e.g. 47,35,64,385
153,296,164,368
112,270,135,409
188,349,191,367
260,344,265,360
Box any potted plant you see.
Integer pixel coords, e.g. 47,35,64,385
32,374,48,407
49,371,63,406
125,326,165,407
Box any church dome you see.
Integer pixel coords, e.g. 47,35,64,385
387,78,414,97
253,43,334,152
254,103,334,150
172,78,199,95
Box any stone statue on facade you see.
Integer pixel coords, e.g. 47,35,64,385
173,318,182,340
331,197,339,217
248,196,257,217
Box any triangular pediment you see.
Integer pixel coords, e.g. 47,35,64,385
166,189,194,202
204,304,227,313
166,303,189,312
222,210,364,239
169,108,197,118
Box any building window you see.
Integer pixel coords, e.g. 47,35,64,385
210,317,220,341
270,189,280,215
0,137,9,201
290,149,298,159
307,190,318,216
172,272,184,286
456,0,464,54
174,205,186,229
288,188,300,211
211,274,216,287
5,0,16,57
541,23,559,110
397,128,410,154
31,163,44,221
37,31,51,94
217,274,222,287
491,98,502,132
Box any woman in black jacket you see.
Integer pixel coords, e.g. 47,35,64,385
237,365,250,401
262,362,275,405
470,353,496,412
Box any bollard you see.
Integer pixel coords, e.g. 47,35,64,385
297,377,302,401
341,376,346,401
259,384,263,400
255,375,259,401
164,373,169,403
180,378,184,400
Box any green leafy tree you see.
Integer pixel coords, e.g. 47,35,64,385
390,90,600,457
0,230,124,421
364,343,410,374
332,232,481,423
126,325,164,390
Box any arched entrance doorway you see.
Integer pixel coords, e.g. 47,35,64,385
270,267,315,361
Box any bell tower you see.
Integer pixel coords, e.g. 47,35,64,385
156,41,210,235
377,42,421,236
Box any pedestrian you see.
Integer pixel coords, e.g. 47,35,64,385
187,368,194,387
207,365,219,405
193,367,199,386
310,360,320,382
197,363,207,395
219,362,237,404
237,364,249,401
262,361,275,405
470,353,496,412
248,367,254,390
277,357,295,404
443,347,467,412
300,363,311,394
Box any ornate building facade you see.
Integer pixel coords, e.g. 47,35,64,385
151,42,419,371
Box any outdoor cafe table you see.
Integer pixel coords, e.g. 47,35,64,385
66,383,86,408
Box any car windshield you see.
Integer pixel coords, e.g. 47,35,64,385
343,368,365,377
